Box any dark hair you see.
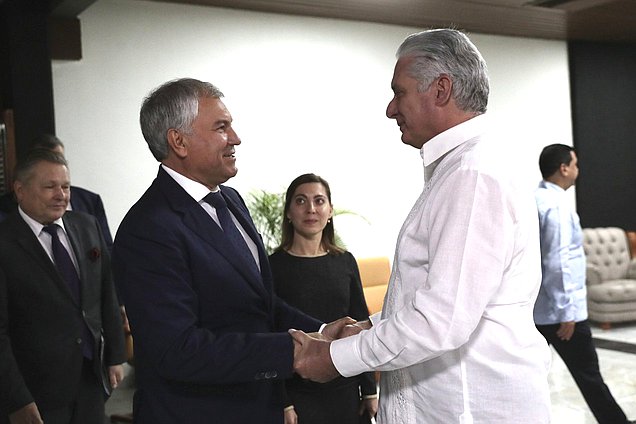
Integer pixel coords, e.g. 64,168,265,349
14,148,68,183
31,134,65,151
539,144,575,179
276,173,343,255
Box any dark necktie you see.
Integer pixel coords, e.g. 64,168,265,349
43,224,81,304
204,191,259,273
42,224,93,359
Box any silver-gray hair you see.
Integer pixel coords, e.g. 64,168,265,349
139,78,224,161
397,28,489,114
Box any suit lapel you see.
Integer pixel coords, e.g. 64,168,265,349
221,190,274,293
11,214,79,305
156,169,268,299
62,214,90,307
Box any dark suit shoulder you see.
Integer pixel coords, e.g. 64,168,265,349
69,186,104,214
70,185,100,199
0,212,28,239
0,191,17,214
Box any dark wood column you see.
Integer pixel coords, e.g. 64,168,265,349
0,0,56,160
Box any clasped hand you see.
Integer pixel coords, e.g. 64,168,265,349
289,317,371,383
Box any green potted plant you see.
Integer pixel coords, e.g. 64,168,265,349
246,189,366,254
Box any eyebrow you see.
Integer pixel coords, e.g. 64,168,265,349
391,83,403,93
214,118,231,127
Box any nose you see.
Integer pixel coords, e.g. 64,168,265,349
386,97,397,119
228,127,241,145
53,186,66,199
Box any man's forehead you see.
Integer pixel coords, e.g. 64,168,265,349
31,162,69,177
200,96,232,120
392,57,416,84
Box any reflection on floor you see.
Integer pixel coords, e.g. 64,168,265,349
105,322,636,423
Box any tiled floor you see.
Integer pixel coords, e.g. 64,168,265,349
105,322,636,423
550,322,636,423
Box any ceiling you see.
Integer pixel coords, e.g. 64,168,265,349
148,0,636,43
51,0,636,43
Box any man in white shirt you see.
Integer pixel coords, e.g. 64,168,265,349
291,28,552,423
534,143,635,424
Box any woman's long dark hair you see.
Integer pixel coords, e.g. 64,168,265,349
276,173,343,255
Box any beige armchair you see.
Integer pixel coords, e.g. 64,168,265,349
582,227,636,329
356,256,391,315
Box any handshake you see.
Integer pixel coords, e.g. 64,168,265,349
289,317,371,383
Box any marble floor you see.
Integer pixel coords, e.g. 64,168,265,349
550,322,636,423
105,321,636,423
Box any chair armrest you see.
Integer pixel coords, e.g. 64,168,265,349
586,265,602,285
628,259,636,279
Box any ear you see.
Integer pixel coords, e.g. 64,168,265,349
167,128,188,159
13,180,23,203
559,162,571,177
433,74,453,106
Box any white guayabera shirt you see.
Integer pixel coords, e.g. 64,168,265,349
331,115,552,424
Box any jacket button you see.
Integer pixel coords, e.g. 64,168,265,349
76,338,82,344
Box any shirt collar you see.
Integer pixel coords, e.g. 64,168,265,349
420,114,488,167
18,206,67,237
161,164,219,203
539,180,565,192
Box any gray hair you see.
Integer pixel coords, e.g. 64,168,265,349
139,78,224,161
397,28,489,114
15,148,68,184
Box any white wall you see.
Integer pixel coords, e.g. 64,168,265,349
52,0,573,260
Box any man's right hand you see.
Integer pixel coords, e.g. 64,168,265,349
321,316,356,340
9,402,43,424
557,321,575,341
289,329,339,383
340,319,372,338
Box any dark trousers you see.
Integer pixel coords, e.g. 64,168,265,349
537,320,628,424
39,358,106,424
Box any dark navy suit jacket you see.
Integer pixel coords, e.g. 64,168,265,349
112,167,321,424
0,186,113,251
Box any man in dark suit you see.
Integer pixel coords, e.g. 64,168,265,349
0,149,126,424
112,78,352,423
0,134,113,251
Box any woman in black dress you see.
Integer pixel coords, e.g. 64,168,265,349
269,173,378,424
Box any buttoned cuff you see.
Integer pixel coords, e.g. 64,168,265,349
330,335,369,378
369,312,381,327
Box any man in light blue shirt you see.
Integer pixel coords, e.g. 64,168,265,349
534,143,634,424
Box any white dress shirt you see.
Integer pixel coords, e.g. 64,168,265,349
18,207,80,271
331,115,551,423
161,164,260,269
